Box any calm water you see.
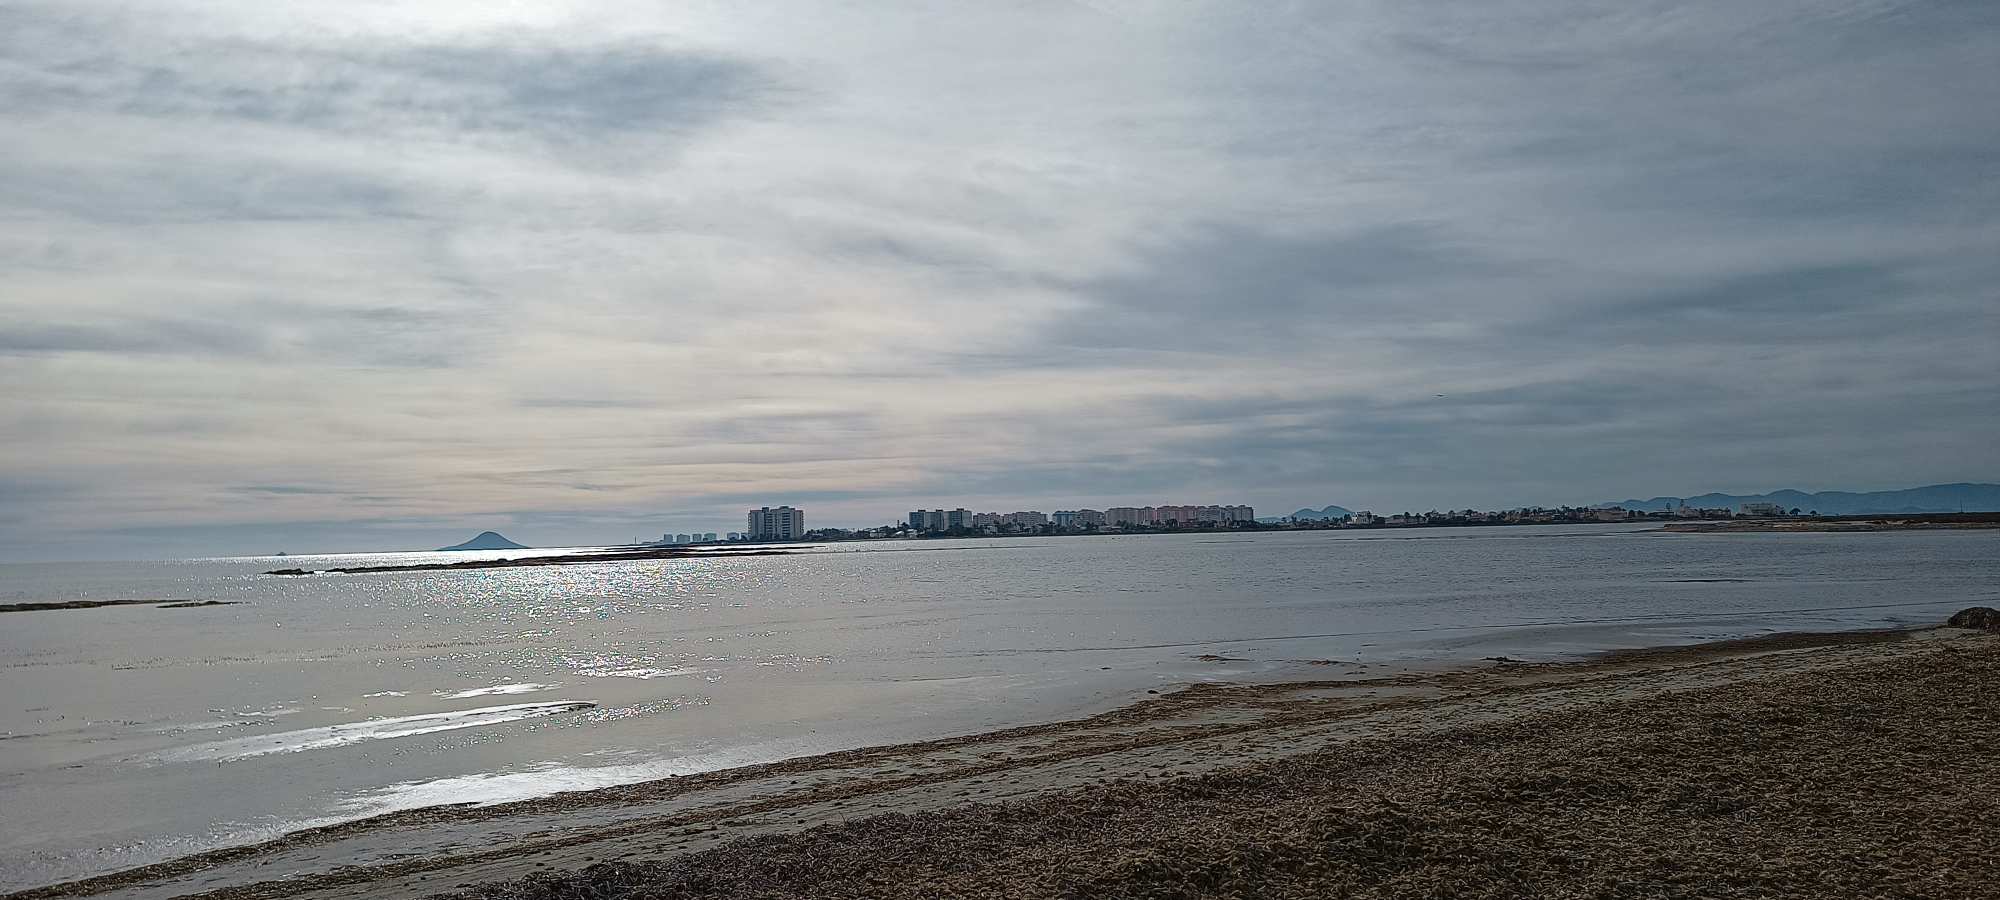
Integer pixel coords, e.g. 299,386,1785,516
3,526,1997,890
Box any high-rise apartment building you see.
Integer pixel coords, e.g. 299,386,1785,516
907,509,970,532
747,506,805,540
1054,509,1107,528
917,504,1249,531
1104,504,1252,525
1192,505,1256,523
1105,507,1157,526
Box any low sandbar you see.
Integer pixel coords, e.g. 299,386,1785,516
266,546,809,576
0,598,239,614
1663,511,2000,533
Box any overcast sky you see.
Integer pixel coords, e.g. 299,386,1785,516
3,0,1996,559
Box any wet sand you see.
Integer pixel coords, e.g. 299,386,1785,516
14,625,1995,900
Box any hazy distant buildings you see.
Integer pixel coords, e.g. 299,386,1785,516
903,503,1254,531
1053,509,1106,528
908,509,969,533
864,494,1812,540
1104,505,1254,526
967,511,1052,528
906,507,1099,531
747,506,804,540
1104,507,1153,526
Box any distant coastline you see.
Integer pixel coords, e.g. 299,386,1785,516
799,508,2000,545
788,516,1660,545
1662,512,2000,533
260,513,2000,575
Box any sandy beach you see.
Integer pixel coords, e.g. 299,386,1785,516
13,620,1995,900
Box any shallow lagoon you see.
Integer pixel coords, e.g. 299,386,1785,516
4,525,1997,890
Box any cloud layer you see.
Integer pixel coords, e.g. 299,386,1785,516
2,0,1996,558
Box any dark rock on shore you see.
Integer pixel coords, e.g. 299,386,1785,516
1948,607,2000,631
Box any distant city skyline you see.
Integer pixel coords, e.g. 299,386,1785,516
3,2,1995,561
5,480,1995,560
905,504,1255,533
672,482,2000,546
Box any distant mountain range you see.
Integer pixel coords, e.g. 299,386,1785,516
1600,483,2000,515
1285,505,1355,521
438,531,529,551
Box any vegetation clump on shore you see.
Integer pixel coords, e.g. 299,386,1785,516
1947,606,2000,631
457,636,1997,900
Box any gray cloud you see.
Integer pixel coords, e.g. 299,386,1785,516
230,484,345,495
0,321,256,357
0,162,418,227
0,0,1995,559
1,11,793,154
1536,262,1922,345
0,303,483,368
1049,222,1508,353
